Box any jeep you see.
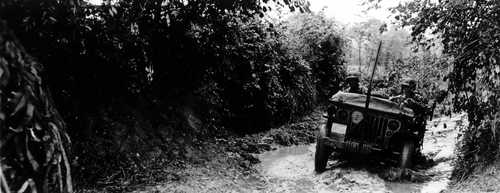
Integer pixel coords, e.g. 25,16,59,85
314,91,425,172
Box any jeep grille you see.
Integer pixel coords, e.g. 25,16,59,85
345,113,389,145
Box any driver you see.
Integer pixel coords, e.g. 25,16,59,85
344,72,366,94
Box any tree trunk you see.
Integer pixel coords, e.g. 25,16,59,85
0,20,72,193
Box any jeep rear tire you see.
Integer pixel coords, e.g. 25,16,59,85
400,140,415,169
315,125,330,173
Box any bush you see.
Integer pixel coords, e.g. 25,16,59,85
454,117,500,179
202,18,319,131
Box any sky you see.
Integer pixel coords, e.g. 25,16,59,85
308,0,403,24
86,0,100,4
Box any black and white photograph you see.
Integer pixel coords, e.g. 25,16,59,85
0,0,499,192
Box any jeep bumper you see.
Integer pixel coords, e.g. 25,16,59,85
319,136,384,154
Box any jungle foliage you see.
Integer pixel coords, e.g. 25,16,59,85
387,0,500,179
0,0,346,192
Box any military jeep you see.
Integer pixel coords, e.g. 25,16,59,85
314,91,425,173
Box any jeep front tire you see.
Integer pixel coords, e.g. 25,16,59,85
400,140,415,169
315,125,330,173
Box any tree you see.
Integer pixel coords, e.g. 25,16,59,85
348,19,387,72
0,20,72,193
389,0,500,177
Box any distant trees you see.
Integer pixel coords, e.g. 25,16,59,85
347,19,388,71
343,17,449,99
281,12,346,100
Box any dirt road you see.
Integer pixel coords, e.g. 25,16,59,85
132,113,466,193
255,114,466,193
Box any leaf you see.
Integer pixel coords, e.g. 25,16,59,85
0,166,12,193
25,103,34,121
45,143,55,164
26,140,39,171
109,6,117,16
8,126,23,133
16,179,34,193
29,128,41,142
35,123,42,131
49,16,57,23
10,95,26,116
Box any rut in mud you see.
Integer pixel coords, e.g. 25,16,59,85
256,114,467,193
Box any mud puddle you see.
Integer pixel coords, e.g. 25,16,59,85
255,114,467,193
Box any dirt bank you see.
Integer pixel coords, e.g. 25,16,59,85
444,163,500,193
76,109,324,193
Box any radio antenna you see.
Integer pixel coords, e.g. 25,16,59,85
365,41,382,109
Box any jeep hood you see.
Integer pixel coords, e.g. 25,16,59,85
330,91,414,117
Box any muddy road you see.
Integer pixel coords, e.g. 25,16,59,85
255,114,466,193
133,114,466,193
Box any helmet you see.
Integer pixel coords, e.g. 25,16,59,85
346,72,361,81
401,78,416,89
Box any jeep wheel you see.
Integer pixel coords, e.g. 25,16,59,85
315,138,330,173
315,125,330,173
400,140,415,169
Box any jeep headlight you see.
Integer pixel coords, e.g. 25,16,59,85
351,111,364,124
387,119,401,131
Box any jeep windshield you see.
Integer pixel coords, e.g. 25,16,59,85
330,91,414,117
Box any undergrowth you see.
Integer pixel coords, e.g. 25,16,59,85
453,115,500,180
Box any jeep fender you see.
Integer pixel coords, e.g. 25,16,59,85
319,124,328,138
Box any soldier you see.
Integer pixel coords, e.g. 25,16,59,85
344,72,365,94
390,78,430,114
391,78,430,148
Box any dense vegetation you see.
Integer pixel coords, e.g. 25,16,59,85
0,0,347,192
4,0,497,191
387,0,500,179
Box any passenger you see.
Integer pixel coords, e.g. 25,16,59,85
390,78,430,147
402,79,427,111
